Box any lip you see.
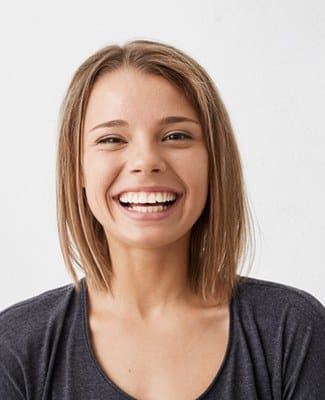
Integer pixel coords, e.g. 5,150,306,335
113,186,183,221
113,186,182,199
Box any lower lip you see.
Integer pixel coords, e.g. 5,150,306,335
114,196,182,221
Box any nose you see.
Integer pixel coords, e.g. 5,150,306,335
128,142,167,175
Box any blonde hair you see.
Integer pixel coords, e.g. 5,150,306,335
56,39,255,304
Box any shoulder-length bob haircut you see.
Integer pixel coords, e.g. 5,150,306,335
57,39,255,304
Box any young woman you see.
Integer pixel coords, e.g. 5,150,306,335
1,40,324,399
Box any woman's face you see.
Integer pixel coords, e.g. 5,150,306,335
82,67,208,250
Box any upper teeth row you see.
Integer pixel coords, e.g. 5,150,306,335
119,192,177,204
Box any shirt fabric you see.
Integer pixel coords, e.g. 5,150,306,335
1,276,325,400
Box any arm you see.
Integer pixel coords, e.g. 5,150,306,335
283,293,325,399
0,344,26,400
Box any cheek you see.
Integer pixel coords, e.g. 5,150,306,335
183,148,209,191
82,153,118,220
83,152,115,189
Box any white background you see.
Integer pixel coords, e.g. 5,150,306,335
0,0,324,310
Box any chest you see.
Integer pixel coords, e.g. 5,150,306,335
88,310,229,400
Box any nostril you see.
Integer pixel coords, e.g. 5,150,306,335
131,167,162,174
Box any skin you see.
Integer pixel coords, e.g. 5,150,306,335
82,67,230,399
82,67,209,321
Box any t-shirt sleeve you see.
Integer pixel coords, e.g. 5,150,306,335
281,291,325,399
0,343,26,399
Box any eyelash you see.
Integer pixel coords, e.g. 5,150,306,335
164,132,192,141
97,132,192,144
98,136,124,144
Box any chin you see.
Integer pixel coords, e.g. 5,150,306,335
110,229,190,250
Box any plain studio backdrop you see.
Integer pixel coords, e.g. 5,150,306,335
0,0,324,310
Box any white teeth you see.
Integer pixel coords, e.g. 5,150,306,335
119,191,177,204
131,205,168,213
138,192,147,203
148,193,156,203
156,193,163,202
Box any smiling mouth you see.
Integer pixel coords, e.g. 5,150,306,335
117,191,179,213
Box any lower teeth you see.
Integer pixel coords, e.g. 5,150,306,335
127,205,169,213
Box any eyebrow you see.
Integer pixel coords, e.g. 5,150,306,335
88,116,200,133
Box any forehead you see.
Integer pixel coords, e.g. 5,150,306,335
84,67,199,132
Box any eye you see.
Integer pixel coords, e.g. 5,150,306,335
97,136,126,144
164,132,192,141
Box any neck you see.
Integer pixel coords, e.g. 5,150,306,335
87,234,197,321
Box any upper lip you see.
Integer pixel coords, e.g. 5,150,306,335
113,186,182,199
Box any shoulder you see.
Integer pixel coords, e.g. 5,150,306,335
0,282,77,346
233,277,325,395
0,282,80,398
234,276,325,327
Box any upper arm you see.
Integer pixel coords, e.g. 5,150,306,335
0,344,26,400
282,295,325,399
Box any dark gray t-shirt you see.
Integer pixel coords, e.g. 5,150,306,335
1,277,325,399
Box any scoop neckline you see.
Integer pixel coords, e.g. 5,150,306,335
80,277,235,399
